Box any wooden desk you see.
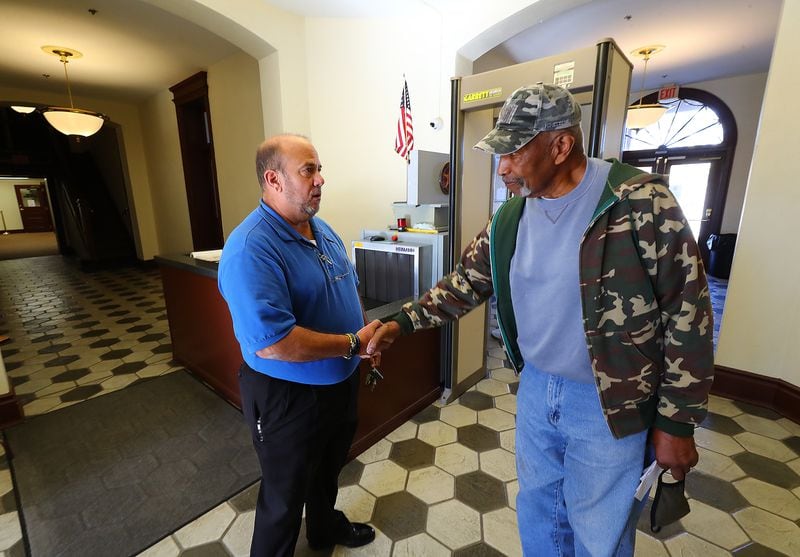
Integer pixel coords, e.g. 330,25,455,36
156,255,441,458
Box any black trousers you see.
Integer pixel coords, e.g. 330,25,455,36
238,363,359,557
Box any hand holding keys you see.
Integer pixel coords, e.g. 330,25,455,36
365,365,384,391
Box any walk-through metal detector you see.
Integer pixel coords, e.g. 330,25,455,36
440,38,632,402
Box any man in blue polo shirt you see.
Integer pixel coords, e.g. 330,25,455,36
218,134,381,556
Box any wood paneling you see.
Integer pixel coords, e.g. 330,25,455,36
159,262,442,459
712,365,800,423
160,265,242,406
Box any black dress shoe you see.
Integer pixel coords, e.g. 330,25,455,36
308,522,375,550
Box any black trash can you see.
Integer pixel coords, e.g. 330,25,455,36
706,233,737,279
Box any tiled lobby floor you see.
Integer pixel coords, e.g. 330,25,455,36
1,256,799,557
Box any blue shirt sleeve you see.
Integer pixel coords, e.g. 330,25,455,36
219,236,295,355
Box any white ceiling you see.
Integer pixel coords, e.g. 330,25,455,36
0,0,783,104
482,0,783,91
0,0,240,102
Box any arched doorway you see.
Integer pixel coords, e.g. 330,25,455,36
622,88,737,269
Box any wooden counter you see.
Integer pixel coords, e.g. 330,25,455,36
156,254,441,458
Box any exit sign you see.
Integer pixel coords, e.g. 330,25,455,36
658,84,680,102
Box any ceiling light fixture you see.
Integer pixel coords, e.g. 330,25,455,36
627,45,667,130
40,46,106,137
11,106,36,114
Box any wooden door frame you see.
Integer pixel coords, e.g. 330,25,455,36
14,182,53,232
170,71,224,251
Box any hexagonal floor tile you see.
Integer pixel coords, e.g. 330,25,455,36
335,484,376,524
371,491,427,540
435,444,479,476
482,506,522,556
411,405,441,424
733,432,797,462
733,452,800,489
457,424,500,453
51,368,91,383
479,448,516,482
357,439,392,465
360,460,407,497
477,408,515,432
407,466,454,505
417,421,457,447
427,499,481,550
685,472,749,513
111,361,148,375
662,533,730,557
439,404,477,428
680,499,749,550
475,379,509,397
59,384,103,402
338,459,364,487
733,477,800,521
385,421,418,443
455,471,507,513
393,532,450,556
390,439,436,470
695,447,746,482
100,349,133,361
458,391,494,412
733,506,800,556
701,413,746,436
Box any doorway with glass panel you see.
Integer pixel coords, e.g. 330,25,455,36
622,88,737,270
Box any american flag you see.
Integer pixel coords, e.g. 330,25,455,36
394,79,414,161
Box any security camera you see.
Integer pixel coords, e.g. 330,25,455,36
429,117,443,131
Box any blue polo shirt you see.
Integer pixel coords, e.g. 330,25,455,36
218,201,363,385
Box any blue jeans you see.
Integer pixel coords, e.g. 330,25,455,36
516,368,650,557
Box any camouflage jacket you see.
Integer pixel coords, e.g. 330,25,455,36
390,159,714,439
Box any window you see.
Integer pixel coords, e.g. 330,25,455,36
625,97,724,151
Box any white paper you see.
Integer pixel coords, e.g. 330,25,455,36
634,460,661,501
190,249,222,262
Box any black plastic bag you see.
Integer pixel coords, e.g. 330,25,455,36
650,469,691,532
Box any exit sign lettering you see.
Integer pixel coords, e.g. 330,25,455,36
658,84,679,102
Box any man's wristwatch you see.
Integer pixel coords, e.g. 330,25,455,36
343,332,360,360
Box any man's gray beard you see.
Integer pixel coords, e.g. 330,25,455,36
303,205,319,216
517,184,532,197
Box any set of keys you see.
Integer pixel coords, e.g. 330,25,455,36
365,365,384,391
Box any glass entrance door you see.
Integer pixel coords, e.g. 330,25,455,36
631,154,722,268
665,159,713,244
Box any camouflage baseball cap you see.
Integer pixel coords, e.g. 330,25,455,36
474,82,581,155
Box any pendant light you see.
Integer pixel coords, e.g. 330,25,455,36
626,45,667,130
40,46,106,137
11,106,36,114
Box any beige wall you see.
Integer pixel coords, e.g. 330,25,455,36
139,51,265,255
170,0,592,249
0,178,44,231
715,0,799,387
207,51,265,237
153,0,309,139
303,16,450,247
0,85,159,259
139,89,191,255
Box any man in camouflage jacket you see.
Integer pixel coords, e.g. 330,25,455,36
368,83,714,556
